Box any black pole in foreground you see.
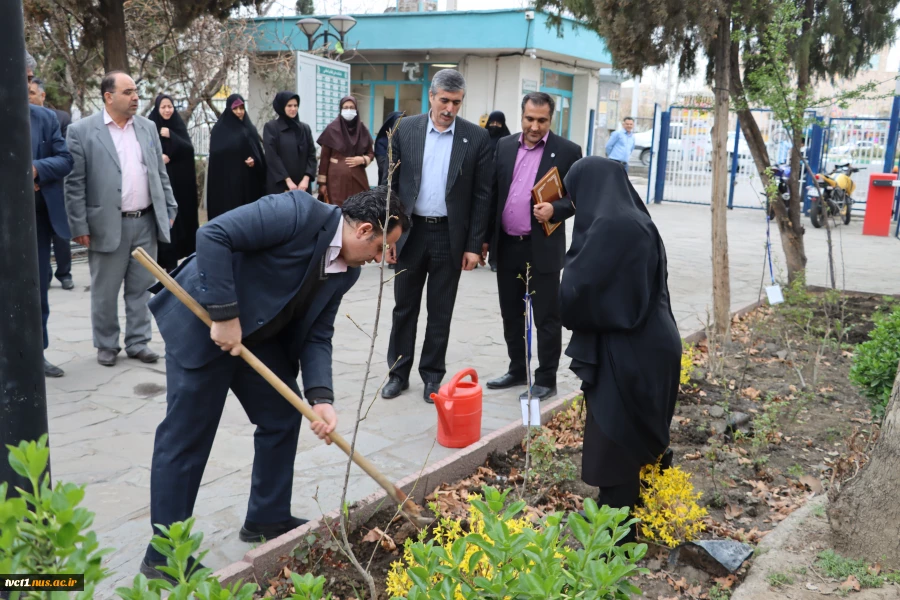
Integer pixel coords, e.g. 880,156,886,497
0,1,51,494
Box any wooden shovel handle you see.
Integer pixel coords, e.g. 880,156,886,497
131,247,421,515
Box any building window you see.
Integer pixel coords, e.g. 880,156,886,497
542,70,574,92
350,63,458,132
541,69,574,139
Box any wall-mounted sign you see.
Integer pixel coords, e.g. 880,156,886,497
295,52,352,145
522,79,538,93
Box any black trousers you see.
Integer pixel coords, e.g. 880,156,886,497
35,197,53,350
146,338,302,562
497,233,562,388
51,233,71,280
388,217,461,384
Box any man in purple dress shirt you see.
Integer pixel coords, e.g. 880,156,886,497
483,92,583,401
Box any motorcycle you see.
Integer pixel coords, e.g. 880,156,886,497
807,163,858,228
764,164,791,219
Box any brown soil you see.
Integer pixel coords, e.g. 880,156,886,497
254,292,897,599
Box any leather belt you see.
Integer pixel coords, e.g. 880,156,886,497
413,215,447,223
122,207,152,218
503,232,531,242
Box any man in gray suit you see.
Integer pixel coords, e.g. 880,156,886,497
65,71,177,366
381,69,494,402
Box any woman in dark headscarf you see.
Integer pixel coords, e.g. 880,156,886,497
147,94,199,272
560,156,681,542
316,96,374,207
374,110,403,185
206,94,266,220
485,110,511,153
263,91,317,195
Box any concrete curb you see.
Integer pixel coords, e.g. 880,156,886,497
682,297,765,345
730,496,827,600
214,390,583,586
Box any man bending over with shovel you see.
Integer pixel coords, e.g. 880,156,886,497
141,186,409,581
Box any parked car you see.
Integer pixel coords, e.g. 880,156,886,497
632,123,685,165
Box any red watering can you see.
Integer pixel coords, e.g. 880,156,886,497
431,368,482,448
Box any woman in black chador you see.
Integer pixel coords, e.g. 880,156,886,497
206,94,266,220
560,156,681,541
147,94,198,272
263,91,317,195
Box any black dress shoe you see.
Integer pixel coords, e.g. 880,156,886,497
239,516,309,543
60,277,74,291
486,372,527,390
518,385,557,401
423,382,440,403
140,556,207,583
97,349,117,367
44,359,64,378
128,347,160,363
382,376,409,399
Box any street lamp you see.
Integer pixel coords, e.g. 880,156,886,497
296,15,357,52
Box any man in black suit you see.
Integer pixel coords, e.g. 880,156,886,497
485,92,583,401
29,76,75,290
381,69,493,402
141,187,409,581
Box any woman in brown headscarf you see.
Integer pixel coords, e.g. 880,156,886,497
316,96,374,206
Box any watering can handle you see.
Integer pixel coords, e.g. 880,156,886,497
447,368,478,397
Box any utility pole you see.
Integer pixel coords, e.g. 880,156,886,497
630,75,641,119
0,0,51,493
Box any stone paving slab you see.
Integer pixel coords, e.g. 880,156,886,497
34,200,899,597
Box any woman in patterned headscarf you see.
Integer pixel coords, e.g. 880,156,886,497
316,95,374,207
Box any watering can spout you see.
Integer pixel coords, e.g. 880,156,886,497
432,393,453,433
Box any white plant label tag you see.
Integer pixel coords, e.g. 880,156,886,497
766,284,784,305
530,397,541,426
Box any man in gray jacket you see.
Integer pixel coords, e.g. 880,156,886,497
65,71,178,366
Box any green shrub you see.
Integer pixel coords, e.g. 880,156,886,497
392,485,648,600
849,305,900,418
1,436,329,600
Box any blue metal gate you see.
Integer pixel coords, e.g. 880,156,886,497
654,106,817,210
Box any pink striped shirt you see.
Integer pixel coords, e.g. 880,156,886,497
501,132,548,236
103,108,151,211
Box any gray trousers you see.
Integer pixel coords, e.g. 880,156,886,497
88,213,158,354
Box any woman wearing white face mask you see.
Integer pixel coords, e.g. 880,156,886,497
316,95,374,207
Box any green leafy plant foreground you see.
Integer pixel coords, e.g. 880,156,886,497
2,438,649,600
849,305,900,418
1,436,329,600
389,485,648,600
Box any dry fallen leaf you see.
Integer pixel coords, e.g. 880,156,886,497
840,575,861,592
869,563,882,576
724,504,744,520
714,575,737,589
805,582,820,591
799,475,824,494
742,387,761,400
361,528,382,542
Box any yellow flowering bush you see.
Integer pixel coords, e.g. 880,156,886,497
387,486,648,600
633,463,708,548
385,493,537,599
680,342,697,386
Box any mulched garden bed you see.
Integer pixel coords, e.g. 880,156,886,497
253,290,894,599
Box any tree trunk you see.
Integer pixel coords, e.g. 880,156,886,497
729,40,807,282
828,361,900,568
710,16,732,337
99,0,129,74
